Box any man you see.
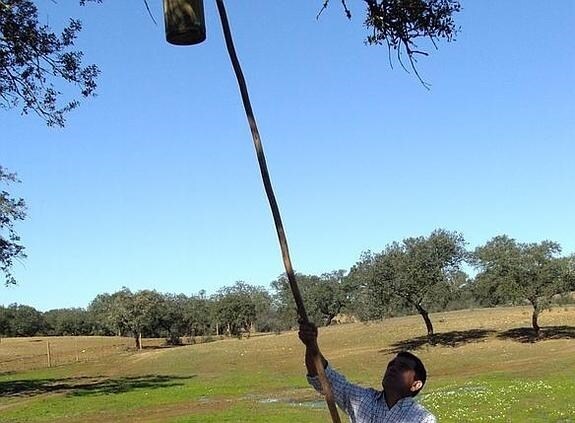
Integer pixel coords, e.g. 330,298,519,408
299,322,436,423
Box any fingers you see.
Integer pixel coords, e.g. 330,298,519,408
298,321,318,346
299,325,317,337
299,321,317,331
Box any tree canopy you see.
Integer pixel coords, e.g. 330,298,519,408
0,0,100,127
273,270,351,327
0,166,26,286
472,236,574,335
350,229,467,336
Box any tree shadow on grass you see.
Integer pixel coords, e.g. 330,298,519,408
497,326,575,343
381,329,496,354
140,343,193,350
0,374,195,399
141,345,174,350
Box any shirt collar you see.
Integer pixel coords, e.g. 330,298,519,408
378,391,415,410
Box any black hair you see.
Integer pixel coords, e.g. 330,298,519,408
397,351,427,396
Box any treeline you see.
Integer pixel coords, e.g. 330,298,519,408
1,230,574,348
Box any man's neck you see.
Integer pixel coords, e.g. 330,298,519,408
383,390,403,409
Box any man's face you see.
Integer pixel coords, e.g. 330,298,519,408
382,355,422,396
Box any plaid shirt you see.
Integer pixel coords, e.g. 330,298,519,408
307,365,436,423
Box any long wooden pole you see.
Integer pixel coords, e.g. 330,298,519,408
214,1,341,422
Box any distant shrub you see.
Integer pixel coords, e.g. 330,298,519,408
165,334,183,346
201,335,215,344
553,293,575,306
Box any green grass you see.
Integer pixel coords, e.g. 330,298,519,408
423,375,575,422
1,306,574,422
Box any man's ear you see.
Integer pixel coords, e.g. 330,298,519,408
410,380,423,392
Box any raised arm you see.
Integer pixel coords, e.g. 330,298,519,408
298,322,328,376
298,322,371,419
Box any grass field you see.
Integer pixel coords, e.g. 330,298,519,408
1,306,574,422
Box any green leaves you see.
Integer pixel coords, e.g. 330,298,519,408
0,166,27,286
473,237,566,305
369,229,466,306
348,229,467,334
472,236,571,333
272,271,350,327
213,282,266,335
0,0,100,126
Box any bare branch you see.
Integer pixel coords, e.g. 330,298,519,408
316,0,329,19
142,0,158,25
317,0,351,20
341,0,351,19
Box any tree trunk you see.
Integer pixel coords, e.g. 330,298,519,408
415,304,434,337
135,332,142,350
531,303,541,336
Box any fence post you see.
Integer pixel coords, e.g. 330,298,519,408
46,341,52,368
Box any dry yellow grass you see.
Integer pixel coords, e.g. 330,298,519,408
0,336,166,374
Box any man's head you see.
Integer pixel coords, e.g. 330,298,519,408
382,351,427,397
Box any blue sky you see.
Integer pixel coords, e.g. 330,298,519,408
1,1,574,311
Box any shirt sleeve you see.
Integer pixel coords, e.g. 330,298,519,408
307,364,372,419
421,413,437,423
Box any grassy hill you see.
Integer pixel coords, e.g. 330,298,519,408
1,305,574,422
